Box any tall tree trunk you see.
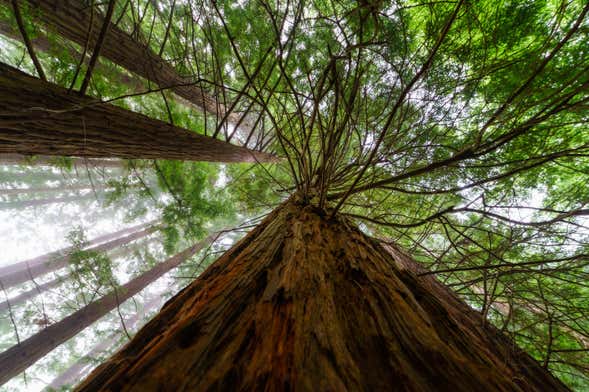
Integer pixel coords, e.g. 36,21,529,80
0,235,213,385
0,274,63,312
46,295,164,391
0,153,124,169
0,221,158,289
0,20,236,133
0,183,108,196
77,200,567,391
10,0,249,131
0,192,96,209
0,236,158,313
0,63,275,162
0,235,159,312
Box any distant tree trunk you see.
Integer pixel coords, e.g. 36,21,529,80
0,236,213,385
106,237,160,260
0,192,95,209
10,0,249,131
0,274,62,312
0,221,158,289
0,18,146,92
0,63,275,162
0,236,158,312
47,334,115,392
46,295,164,391
0,153,124,169
0,183,108,196
77,200,567,392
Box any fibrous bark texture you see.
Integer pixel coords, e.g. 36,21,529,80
0,63,275,162
77,200,568,391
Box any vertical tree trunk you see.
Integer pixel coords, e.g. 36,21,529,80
11,0,248,129
0,63,275,162
0,235,214,385
0,192,96,209
0,236,160,312
77,200,567,392
0,274,63,312
0,237,159,312
0,221,158,289
0,184,108,196
46,295,164,391
0,20,234,132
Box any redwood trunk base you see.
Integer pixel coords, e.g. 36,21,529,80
77,200,567,391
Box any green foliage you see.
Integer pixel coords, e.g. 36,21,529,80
155,161,234,251
64,228,116,297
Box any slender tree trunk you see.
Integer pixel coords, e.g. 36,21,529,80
0,221,158,289
0,63,275,162
106,237,160,260
0,192,96,209
0,236,213,385
46,295,164,391
77,200,567,392
11,0,249,130
0,153,124,169
0,184,108,196
47,334,116,392
0,234,158,311
0,275,62,312
0,236,158,312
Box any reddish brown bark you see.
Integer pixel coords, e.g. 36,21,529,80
379,242,572,389
0,237,213,385
0,221,158,289
0,63,276,162
76,200,567,391
12,0,248,129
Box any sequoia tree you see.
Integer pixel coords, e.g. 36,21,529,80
0,0,588,390
77,198,569,391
